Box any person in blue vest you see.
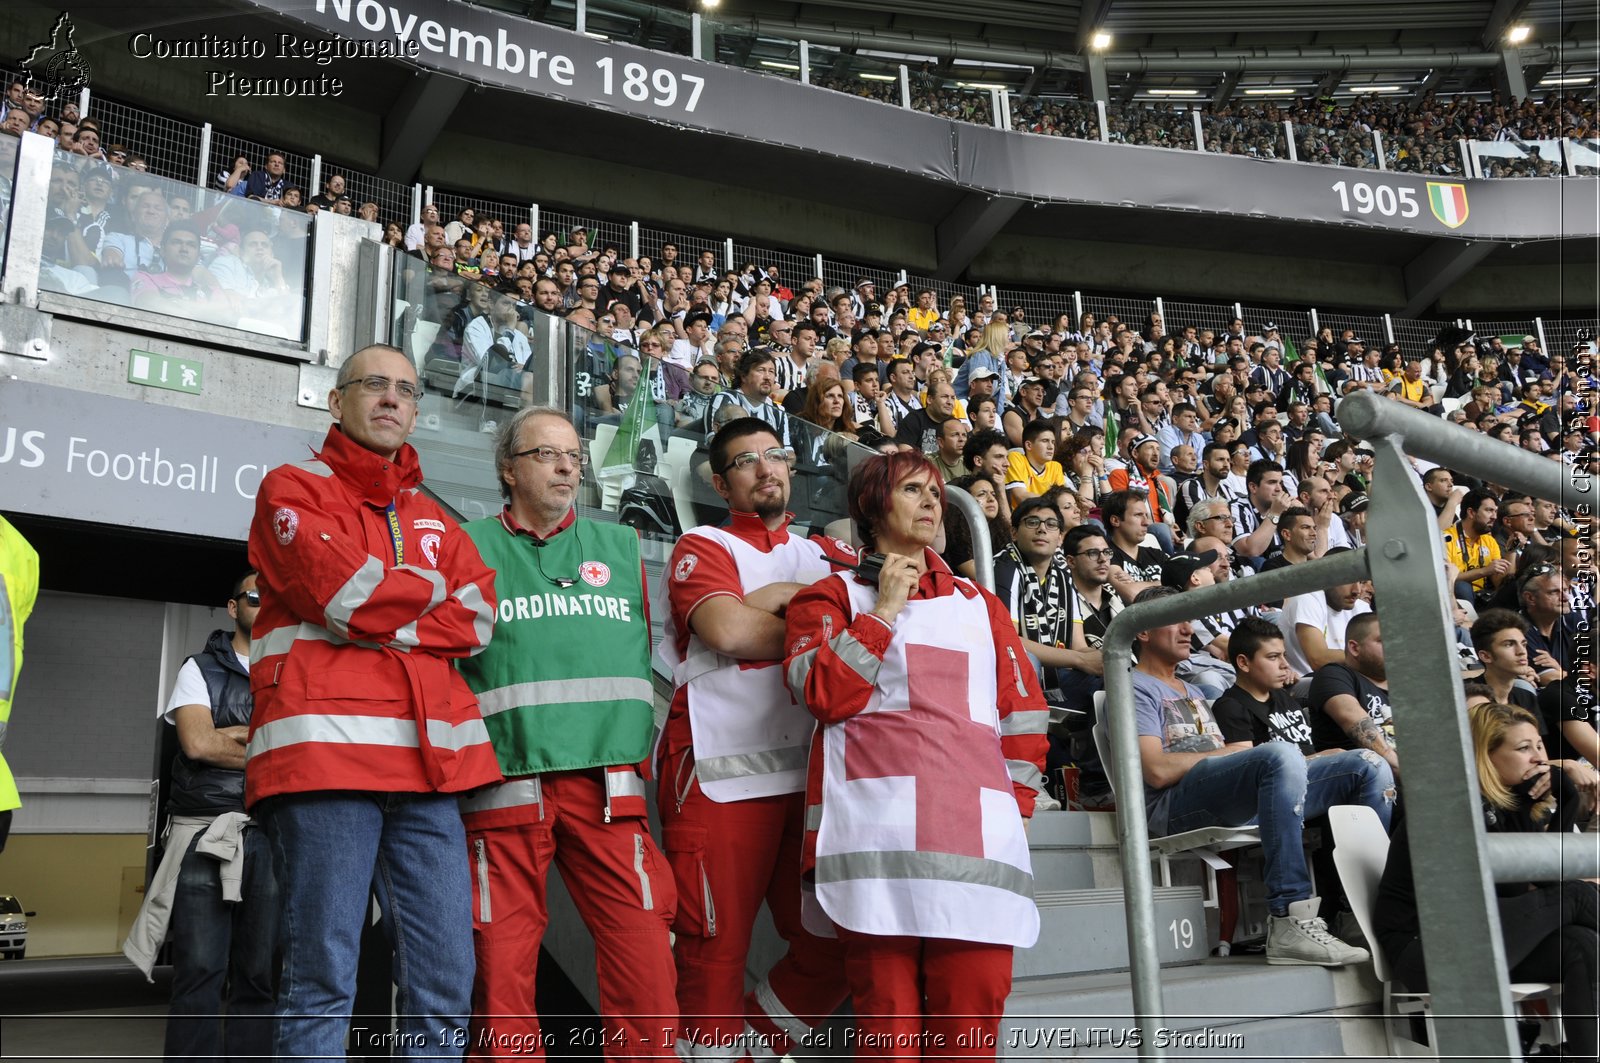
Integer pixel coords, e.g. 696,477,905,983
123,572,279,1061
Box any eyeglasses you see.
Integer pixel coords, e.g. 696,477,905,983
1020,516,1063,531
1201,513,1234,523
1072,548,1114,560
342,375,421,402
720,447,794,474
513,446,589,466
233,590,261,606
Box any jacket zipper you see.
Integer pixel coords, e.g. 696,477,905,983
700,863,716,936
632,833,654,911
1005,646,1029,696
474,838,492,923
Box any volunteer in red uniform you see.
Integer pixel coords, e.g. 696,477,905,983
658,417,856,1059
247,344,502,1060
455,406,677,1059
784,451,1048,1060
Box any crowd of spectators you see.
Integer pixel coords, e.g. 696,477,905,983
395,218,1596,984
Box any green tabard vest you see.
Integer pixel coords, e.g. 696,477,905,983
459,515,654,776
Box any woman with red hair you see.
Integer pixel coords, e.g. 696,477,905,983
783,451,1048,1060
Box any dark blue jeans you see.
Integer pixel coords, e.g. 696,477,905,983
164,825,279,1062
265,791,474,1062
1158,743,1395,914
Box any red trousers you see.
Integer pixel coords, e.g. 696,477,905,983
657,752,848,1058
838,928,1013,1062
465,771,678,1060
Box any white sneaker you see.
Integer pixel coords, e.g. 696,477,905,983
1267,897,1371,967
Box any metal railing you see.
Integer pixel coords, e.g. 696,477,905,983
1099,389,1597,1060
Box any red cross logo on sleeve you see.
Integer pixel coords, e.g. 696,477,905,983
843,643,1012,858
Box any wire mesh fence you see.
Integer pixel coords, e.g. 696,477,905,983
637,224,719,271
82,94,203,185
905,273,983,317
733,242,815,289
1314,310,1388,348
539,208,631,257
1392,316,1453,356
820,257,898,300
341,170,415,229
1241,306,1315,346
1084,294,1160,329
1161,299,1238,336
207,129,315,203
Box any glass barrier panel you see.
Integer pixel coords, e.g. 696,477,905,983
0,132,19,275
917,82,994,127
810,48,906,108
1009,95,1099,141
1294,121,1381,168
36,146,310,340
1202,111,1288,160
391,258,881,561
1569,138,1600,177
1472,138,1567,178
1105,103,1196,151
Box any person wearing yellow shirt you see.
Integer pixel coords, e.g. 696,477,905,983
907,289,940,334
1443,489,1511,602
1005,420,1067,507
1387,358,1434,411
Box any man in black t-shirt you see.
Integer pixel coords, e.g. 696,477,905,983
1306,613,1397,777
1102,488,1168,602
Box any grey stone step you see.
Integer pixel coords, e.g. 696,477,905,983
1019,886,1211,979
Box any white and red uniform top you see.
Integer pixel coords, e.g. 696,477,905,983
784,550,1048,948
658,510,857,802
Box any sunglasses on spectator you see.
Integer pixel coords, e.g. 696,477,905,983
233,590,261,606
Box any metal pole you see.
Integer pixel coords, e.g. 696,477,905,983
799,40,810,85
1100,548,1374,1061
1535,317,1549,354
1153,297,1164,321
77,87,90,118
899,65,912,110
1073,291,1084,322
195,122,212,191
1463,140,1481,178
1373,129,1386,170
1096,100,1109,143
1000,88,1012,130
309,154,323,203
423,185,435,209
990,88,1003,129
1192,109,1205,151
724,237,734,271
629,221,640,261
0,129,53,309
575,0,587,35
690,12,703,60
1563,138,1578,177
410,184,422,225
897,269,908,287
1309,308,1320,334
814,253,824,280
1233,302,1243,323
1383,313,1396,344
944,487,994,592
1487,833,1600,882
1284,120,1297,162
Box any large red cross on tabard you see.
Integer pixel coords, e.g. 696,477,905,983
843,643,1013,858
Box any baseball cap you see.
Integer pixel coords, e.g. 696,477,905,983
1245,380,1269,391
1026,330,1048,340
1262,322,1279,332
969,367,999,381
607,262,630,275
929,321,947,331
1340,492,1370,514
855,278,874,290
1161,550,1219,591
1213,416,1238,433
1017,375,1045,388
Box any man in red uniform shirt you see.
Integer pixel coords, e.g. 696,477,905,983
247,343,502,1059
659,418,856,1059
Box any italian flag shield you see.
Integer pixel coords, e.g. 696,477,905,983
1427,182,1469,229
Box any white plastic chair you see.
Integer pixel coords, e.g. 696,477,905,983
1327,804,1555,1057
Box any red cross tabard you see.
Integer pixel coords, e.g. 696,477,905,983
842,642,1011,858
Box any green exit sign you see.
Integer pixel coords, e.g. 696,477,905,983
129,350,203,395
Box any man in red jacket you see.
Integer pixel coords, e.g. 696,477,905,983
247,343,502,1060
